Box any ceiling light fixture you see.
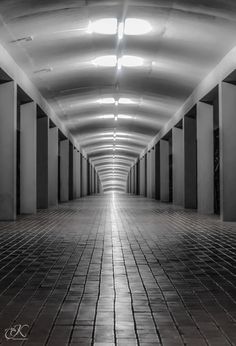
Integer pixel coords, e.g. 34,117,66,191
87,18,117,35
118,114,133,119
121,55,143,67
97,98,115,104
93,55,117,67
93,55,143,68
100,114,115,119
124,18,152,35
118,98,135,104
87,17,151,37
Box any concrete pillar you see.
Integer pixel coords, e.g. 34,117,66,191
140,157,145,195
155,143,161,200
184,117,197,209
197,102,214,214
87,162,91,195
160,139,169,202
127,172,130,193
0,81,17,220
136,161,140,195
73,148,77,199
144,153,147,197
95,169,97,194
131,167,134,194
69,142,74,200
72,148,76,199
147,151,151,198
60,139,69,202
151,147,156,199
48,126,58,207
172,127,184,206
76,151,81,198
20,102,37,214
95,172,99,194
134,164,137,195
37,116,49,209
219,82,236,221
82,157,87,196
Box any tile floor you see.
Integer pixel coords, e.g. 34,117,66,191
0,195,235,346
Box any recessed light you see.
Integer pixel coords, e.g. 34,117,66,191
118,98,135,104
124,18,152,35
97,98,115,104
93,55,117,67
87,18,117,35
118,114,133,119
121,55,143,67
100,114,115,119
92,55,143,68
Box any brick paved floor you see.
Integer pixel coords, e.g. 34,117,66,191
0,195,236,346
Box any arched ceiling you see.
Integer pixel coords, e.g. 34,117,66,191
1,0,236,192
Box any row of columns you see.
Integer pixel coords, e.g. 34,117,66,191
128,81,236,221
0,80,100,221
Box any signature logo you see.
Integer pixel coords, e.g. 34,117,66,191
5,324,29,341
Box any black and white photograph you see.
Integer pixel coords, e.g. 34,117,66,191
0,0,236,345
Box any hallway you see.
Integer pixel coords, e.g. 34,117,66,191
0,195,235,346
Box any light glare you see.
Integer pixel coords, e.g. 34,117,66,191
118,22,124,39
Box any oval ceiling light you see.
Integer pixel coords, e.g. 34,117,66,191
118,98,135,104
97,98,115,104
93,55,117,67
124,18,152,35
87,18,117,35
121,55,143,67
118,114,133,119
100,114,115,119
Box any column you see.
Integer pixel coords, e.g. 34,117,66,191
140,157,145,195
144,153,147,197
184,116,197,209
37,116,49,209
147,151,151,198
76,151,81,198
219,82,236,221
73,148,77,199
48,126,58,207
91,166,94,194
69,142,74,200
151,147,156,199
0,81,17,220
20,102,37,214
94,169,97,194
197,102,214,214
172,127,184,206
82,157,87,196
60,139,69,202
155,143,161,200
160,139,169,202
136,161,140,195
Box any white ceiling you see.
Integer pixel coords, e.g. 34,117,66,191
1,0,236,191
